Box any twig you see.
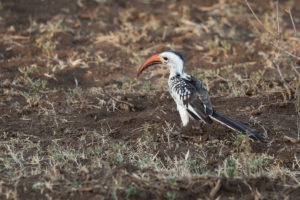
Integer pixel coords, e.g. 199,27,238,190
245,0,300,60
271,42,300,60
272,60,293,99
245,0,274,36
286,9,300,47
297,116,300,140
209,179,222,199
291,64,300,78
102,88,135,108
276,0,280,35
246,15,261,34
283,135,299,143
47,101,59,128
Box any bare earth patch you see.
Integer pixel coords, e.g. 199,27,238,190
0,0,300,199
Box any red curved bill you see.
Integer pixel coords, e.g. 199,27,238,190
137,54,162,77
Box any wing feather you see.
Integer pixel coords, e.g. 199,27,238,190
169,75,213,124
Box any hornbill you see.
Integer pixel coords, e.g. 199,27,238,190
137,51,264,140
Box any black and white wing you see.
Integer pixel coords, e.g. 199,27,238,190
189,75,213,115
169,75,213,124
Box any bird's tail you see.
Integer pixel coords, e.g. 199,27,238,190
210,111,264,140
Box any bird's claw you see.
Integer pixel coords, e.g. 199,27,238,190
192,125,203,133
170,126,184,135
171,130,181,135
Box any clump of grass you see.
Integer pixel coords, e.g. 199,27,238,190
19,65,47,92
168,177,177,186
66,180,82,190
220,40,232,55
4,65,48,106
166,191,177,200
125,185,137,196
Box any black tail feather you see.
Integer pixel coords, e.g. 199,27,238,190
210,111,264,141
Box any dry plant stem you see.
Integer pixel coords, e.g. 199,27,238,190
285,7,300,139
245,0,300,60
102,88,135,108
209,179,222,199
297,117,300,140
286,9,300,47
273,60,293,97
244,0,274,36
276,0,280,35
49,102,59,128
297,83,300,140
291,64,300,78
271,43,300,60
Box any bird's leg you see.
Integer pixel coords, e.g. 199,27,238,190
171,104,189,135
192,121,204,133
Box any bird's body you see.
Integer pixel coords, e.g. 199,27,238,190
137,51,264,140
168,74,213,126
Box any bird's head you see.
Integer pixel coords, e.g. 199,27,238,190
137,51,185,77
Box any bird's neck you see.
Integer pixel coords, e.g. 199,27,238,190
168,63,190,80
169,70,180,78
169,66,183,76
169,70,190,80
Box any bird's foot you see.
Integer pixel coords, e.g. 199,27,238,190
192,125,203,133
170,126,184,135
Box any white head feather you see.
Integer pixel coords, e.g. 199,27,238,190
159,51,186,77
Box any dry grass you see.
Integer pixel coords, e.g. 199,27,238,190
0,0,300,199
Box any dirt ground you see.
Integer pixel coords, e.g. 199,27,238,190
0,0,300,199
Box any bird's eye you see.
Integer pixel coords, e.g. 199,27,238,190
163,57,168,61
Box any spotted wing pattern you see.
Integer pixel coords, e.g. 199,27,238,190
168,74,213,124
